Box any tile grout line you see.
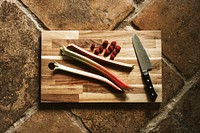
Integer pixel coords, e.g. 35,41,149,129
115,0,154,30
15,0,48,31
127,0,154,21
138,53,198,132
3,1,43,132
113,0,135,30
129,4,196,130
139,70,200,132
4,103,38,133
12,1,91,132
3,1,46,132
64,110,91,133
162,55,186,81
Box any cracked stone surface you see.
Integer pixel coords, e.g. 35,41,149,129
132,0,200,79
21,0,134,30
69,103,160,133
162,61,184,104
150,78,200,133
15,108,84,133
0,1,40,132
133,0,145,4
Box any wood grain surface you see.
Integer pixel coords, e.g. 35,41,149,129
41,30,162,103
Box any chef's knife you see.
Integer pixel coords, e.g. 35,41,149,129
132,34,157,101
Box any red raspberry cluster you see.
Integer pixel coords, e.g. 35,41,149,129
90,40,121,60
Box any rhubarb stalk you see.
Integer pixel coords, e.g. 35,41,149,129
67,44,134,69
60,45,129,90
48,62,123,91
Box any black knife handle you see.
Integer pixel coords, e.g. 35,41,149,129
143,73,157,102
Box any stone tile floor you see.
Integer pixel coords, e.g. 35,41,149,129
0,0,199,132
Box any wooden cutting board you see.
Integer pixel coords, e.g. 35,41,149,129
41,30,162,103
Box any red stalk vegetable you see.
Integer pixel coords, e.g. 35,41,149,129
111,41,117,48
104,49,111,57
94,48,100,55
112,50,118,56
66,43,134,69
99,45,104,53
115,45,121,53
108,45,114,52
102,40,108,48
48,62,123,91
60,45,129,90
90,43,95,51
110,54,115,60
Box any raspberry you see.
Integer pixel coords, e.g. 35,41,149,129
115,45,121,53
90,43,95,51
110,53,115,60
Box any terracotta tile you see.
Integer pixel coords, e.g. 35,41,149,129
133,0,145,4
132,0,200,79
0,2,40,132
15,110,83,133
162,61,184,104
69,103,160,133
150,78,200,133
21,0,134,30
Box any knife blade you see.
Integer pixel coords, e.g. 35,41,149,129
132,34,157,101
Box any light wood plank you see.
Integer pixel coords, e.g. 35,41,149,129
41,30,162,103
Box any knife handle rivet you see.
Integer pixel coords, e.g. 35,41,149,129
149,86,152,89
152,93,154,96
147,79,150,82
